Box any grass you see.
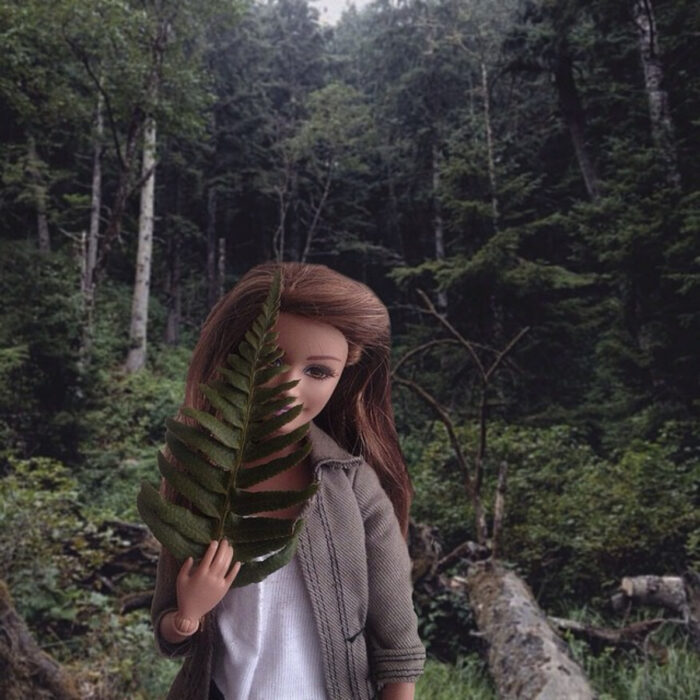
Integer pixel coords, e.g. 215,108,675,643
416,656,496,700
572,634,700,700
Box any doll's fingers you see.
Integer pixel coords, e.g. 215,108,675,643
211,539,233,574
224,559,242,586
176,557,194,584
200,540,219,569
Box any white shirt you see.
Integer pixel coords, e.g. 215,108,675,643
212,554,328,699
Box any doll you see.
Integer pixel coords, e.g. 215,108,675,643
151,261,425,700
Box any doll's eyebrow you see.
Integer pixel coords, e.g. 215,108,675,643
306,355,343,363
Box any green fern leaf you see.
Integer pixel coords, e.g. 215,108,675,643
164,432,227,494
137,270,318,587
236,442,312,489
231,520,305,587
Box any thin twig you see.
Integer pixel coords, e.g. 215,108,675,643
392,338,459,376
393,375,474,499
416,288,485,377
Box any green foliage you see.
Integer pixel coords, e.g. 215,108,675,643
416,657,495,700
414,583,479,663
0,242,84,460
408,421,699,605
498,426,698,603
0,455,178,697
403,425,473,546
137,272,317,585
563,608,700,700
84,350,188,453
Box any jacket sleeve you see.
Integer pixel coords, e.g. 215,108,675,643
352,462,426,687
151,546,199,658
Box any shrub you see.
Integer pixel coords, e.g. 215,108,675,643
407,421,698,607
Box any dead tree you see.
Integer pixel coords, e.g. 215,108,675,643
395,291,595,698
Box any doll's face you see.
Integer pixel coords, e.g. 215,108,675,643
269,312,349,433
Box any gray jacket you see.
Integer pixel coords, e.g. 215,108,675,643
151,422,425,699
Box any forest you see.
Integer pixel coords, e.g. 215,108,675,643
0,0,698,697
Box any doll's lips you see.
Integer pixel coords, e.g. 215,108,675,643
275,407,292,416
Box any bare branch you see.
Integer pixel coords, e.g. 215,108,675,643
62,33,125,171
484,326,530,383
392,338,459,376
394,375,475,500
416,288,486,378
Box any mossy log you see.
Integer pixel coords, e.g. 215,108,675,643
457,561,596,700
0,579,79,700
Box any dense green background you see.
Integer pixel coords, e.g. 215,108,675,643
1,0,698,696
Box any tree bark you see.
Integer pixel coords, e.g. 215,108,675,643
217,236,226,300
164,228,181,346
481,62,499,233
301,161,333,263
206,185,218,309
631,0,681,188
553,50,600,201
620,575,687,611
0,580,79,699
86,91,103,299
432,143,448,313
461,561,595,699
96,110,144,273
27,137,50,253
612,573,700,648
125,115,157,373
80,91,104,360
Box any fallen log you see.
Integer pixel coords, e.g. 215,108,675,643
456,561,595,700
611,572,700,649
0,580,79,700
618,575,687,612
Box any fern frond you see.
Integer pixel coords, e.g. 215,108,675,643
137,270,317,586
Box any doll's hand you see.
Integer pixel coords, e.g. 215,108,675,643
176,539,241,622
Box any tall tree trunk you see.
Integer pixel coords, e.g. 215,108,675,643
554,50,600,201
95,111,144,274
631,0,681,188
164,229,181,346
481,62,499,233
217,236,226,300
80,91,104,360
27,136,50,253
301,162,333,263
385,151,404,261
206,186,218,309
125,115,157,373
480,63,506,401
431,143,448,314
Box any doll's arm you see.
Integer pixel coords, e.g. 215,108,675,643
381,681,415,700
352,463,425,689
152,539,240,654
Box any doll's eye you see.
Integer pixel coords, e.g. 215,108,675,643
305,365,335,380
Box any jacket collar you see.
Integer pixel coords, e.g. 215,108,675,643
308,422,363,468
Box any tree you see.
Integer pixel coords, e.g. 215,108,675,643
631,0,680,188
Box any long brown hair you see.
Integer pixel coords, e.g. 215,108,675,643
183,261,412,536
